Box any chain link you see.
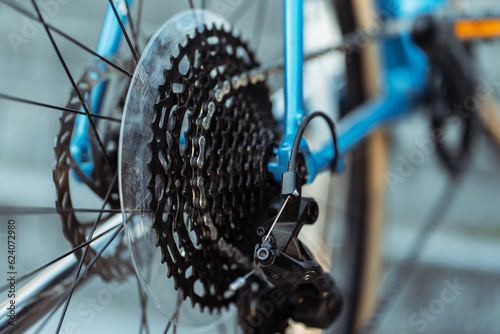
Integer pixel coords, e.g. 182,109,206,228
228,18,411,86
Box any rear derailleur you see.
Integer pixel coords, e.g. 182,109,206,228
238,170,343,333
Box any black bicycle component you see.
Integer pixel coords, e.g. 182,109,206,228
147,25,281,312
412,14,477,177
244,103,343,331
288,111,340,175
54,59,132,281
281,170,304,197
236,284,292,334
254,191,342,329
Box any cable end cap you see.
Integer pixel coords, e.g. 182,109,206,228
281,171,302,197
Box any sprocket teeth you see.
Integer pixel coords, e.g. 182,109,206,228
169,55,176,66
189,295,195,308
146,25,278,313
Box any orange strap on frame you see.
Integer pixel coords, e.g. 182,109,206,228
455,18,500,40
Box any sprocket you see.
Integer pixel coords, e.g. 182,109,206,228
147,25,280,311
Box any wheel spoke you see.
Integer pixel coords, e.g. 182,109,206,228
136,0,144,46
108,0,140,64
1,0,133,78
55,172,118,333
187,0,201,26
228,0,258,25
124,0,140,56
30,0,114,174
0,93,121,122
163,292,183,333
34,223,125,333
0,206,129,215
137,277,150,334
0,224,120,291
252,0,268,53
163,321,172,334
218,320,228,334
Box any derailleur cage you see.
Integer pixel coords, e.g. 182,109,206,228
253,173,343,330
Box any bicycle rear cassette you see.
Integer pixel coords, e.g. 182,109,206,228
119,9,279,328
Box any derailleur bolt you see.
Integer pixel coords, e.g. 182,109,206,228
257,248,270,261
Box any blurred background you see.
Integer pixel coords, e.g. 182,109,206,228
0,0,499,333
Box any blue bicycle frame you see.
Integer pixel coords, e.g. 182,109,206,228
70,0,133,178
269,0,447,183
72,0,448,184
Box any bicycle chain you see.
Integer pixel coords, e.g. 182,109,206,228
228,17,410,82
147,25,280,311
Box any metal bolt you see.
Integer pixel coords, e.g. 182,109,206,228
307,200,319,223
257,248,270,261
304,274,311,281
256,227,266,236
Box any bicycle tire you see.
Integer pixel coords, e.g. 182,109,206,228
327,0,387,333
